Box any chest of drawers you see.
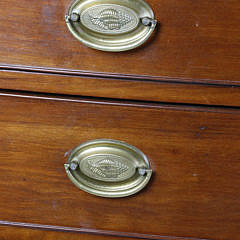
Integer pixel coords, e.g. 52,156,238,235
0,0,240,240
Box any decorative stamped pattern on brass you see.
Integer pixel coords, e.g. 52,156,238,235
89,8,132,30
80,4,139,34
80,154,136,182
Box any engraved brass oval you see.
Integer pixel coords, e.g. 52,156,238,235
65,0,157,52
80,4,139,35
64,139,152,198
80,154,136,182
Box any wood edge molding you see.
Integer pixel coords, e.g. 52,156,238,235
0,63,238,86
0,89,239,115
0,221,211,240
1,69,240,107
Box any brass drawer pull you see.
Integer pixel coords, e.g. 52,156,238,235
64,139,152,198
65,0,157,52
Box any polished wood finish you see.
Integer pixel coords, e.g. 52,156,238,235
1,0,240,238
1,69,240,107
0,225,140,240
0,91,239,240
0,221,202,240
0,226,127,240
0,0,240,85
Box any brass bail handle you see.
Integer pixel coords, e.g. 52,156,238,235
66,160,152,176
65,0,157,52
67,12,157,28
64,139,152,198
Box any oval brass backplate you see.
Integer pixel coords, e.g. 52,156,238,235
64,139,152,198
65,0,157,52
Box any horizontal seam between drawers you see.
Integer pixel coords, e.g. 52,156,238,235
0,88,240,114
0,64,239,87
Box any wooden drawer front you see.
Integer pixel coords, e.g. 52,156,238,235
2,70,240,107
0,0,240,85
0,92,239,240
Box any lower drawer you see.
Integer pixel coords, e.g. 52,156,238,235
0,91,239,240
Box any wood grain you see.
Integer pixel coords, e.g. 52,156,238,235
0,0,239,84
1,70,240,107
0,225,140,240
0,92,239,240
0,221,207,240
0,226,132,240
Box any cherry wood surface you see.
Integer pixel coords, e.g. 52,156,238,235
0,92,239,240
0,0,240,85
1,70,240,107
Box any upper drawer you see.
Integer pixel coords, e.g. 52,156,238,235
0,0,240,85
0,91,239,240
